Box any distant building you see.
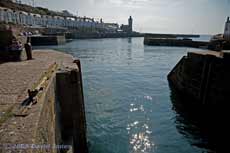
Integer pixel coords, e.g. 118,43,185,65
128,16,133,32
0,4,120,32
62,10,73,17
104,23,119,32
10,0,21,4
224,17,230,41
0,8,4,22
120,16,133,33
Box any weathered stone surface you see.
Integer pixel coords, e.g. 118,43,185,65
168,51,230,105
56,59,88,153
0,50,74,153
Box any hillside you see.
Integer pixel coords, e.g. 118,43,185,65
0,0,68,17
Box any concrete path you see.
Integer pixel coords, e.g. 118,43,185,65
0,50,74,151
0,50,72,112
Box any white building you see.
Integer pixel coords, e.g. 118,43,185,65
224,17,230,41
19,11,27,25
11,11,20,24
104,23,119,32
4,9,13,23
33,14,42,26
46,16,54,27
0,8,4,22
0,6,120,31
25,13,34,25
41,15,48,27
56,16,65,27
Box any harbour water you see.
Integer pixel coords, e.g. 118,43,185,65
36,37,214,153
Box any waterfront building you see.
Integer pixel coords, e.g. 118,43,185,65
0,5,120,32
10,0,18,3
46,15,53,27
128,16,133,32
15,11,21,24
56,16,61,27
86,21,91,28
60,17,65,27
19,11,27,25
0,7,4,22
120,24,129,32
120,16,133,33
74,17,81,28
51,16,56,27
26,13,34,26
57,16,65,27
91,21,96,29
40,15,47,27
33,14,41,26
62,10,73,17
55,16,59,27
224,17,230,41
11,11,17,24
13,11,20,24
74,17,79,27
66,17,75,28
70,19,74,28
80,18,86,28
104,23,119,32
53,16,59,27
4,9,13,23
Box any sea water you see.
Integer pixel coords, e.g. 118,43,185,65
36,37,214,153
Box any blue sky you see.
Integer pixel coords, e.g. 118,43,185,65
22,0,230,34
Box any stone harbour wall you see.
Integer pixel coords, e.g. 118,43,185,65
0,50,88,153
168,51,230,105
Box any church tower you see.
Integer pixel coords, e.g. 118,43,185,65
128,16,133,33
224,17,230,41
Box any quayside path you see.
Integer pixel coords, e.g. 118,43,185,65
0,50,74,152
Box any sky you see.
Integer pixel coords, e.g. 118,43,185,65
21,0,230,34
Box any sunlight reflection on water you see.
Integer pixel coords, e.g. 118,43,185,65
127,97,154,153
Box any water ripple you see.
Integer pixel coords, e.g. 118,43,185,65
48,37,214,153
